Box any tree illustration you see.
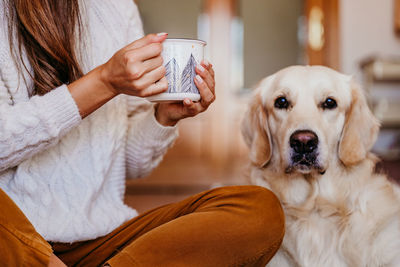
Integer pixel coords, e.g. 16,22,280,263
180,54,198,94
165,58,180,93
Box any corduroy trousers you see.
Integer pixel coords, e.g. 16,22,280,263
0,185,284,266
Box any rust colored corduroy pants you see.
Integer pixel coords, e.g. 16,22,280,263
0,185,285,266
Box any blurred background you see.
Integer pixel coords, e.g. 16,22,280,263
126,0,400,212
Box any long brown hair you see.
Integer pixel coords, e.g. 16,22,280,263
6,0,83,95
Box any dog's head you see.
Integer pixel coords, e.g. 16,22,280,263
242,66,380,176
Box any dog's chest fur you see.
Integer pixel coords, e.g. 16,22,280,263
279,201,400,267
252,162,400,267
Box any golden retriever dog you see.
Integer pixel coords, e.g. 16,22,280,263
242,66,400,267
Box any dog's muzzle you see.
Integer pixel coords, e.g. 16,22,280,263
287,130,320,173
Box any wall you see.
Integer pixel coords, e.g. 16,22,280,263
137,0,202,38
340,0,400,159
241,0,303,88
340,0,400,76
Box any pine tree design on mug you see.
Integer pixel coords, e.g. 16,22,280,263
165,58,180,93
165,54,198,94
180,54,197,93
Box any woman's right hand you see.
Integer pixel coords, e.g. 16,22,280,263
99,33,169,97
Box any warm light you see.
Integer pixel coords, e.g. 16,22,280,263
308,6,325,51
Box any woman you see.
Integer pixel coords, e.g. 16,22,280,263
0,0,284,266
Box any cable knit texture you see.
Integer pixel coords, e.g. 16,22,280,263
0,0,178,242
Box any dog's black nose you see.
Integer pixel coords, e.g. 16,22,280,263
290,130,318,154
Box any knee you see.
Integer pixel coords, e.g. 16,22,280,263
232,185,285,245
205,185,285,242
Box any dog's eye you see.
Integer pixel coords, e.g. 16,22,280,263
322,98,337,110
274,97,289,109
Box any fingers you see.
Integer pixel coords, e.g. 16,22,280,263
195,60,216,109
142,55,163,73
194,74,215,109
122,36,165,81
153,60,215,125
202,60,214,79
196,63,215,94
102,33,169,97
127,55,163,80
139,77,168,97
125,43,163,63
125,33,168,50
131,65,166,92
183,98,202,116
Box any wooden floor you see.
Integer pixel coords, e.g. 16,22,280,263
124,153,400,214
124,153,250,213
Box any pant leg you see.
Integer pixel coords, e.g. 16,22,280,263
54,185,284,267
0,188,53,267
107,185,284,267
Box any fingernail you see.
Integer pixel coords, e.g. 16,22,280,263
195,75,203,84
184,98,191,105
197,64,205,72
157,32,168,36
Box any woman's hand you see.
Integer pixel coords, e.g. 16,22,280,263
155,61,216,126
68,33,169,118
99,33,169,97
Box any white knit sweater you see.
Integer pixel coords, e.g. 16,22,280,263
0,0,178,243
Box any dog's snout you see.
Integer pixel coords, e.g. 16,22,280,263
290,130,318,154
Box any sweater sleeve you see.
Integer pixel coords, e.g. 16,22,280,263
0,84,81,172
125,96,178,179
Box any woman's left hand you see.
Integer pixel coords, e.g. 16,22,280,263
155,60,216,126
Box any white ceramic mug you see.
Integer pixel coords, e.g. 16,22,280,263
146,38,206,102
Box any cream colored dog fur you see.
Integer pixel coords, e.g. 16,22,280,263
242,66,400,267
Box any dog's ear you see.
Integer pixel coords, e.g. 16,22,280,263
339,79,380,166
241,80,273,168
